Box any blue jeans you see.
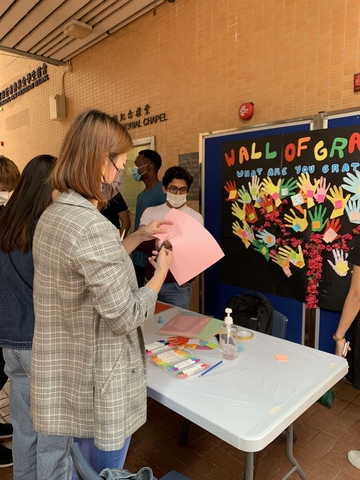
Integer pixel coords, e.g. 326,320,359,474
72,437,131,480
3,348,72,480
157,282,192,310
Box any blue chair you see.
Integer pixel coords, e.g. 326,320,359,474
71,442,192,480
271,310,288,339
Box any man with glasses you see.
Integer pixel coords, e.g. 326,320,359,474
138,166,203,309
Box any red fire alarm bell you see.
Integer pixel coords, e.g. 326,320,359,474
239,102,254,120
354,73,360,93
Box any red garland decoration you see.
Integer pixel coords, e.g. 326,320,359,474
254,200,359,309
304,233,325,309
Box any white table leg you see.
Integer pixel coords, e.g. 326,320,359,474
283,424,308,480
243,424,308,480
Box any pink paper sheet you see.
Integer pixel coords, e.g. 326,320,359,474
158,314,211,336
155,208,224,285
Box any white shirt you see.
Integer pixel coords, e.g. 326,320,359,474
140,202,204,227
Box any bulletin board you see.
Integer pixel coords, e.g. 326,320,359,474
202,116,360,349
318,112,360,353
202,121,313,344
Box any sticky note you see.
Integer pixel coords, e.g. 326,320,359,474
292,223,301,232
228,190,237,200
334,200,343,209
291,193,304,206
187,339,200,345
312,220,321,230
350,212,359,222
335,261,350,276
275,354,289,362
271,192,280,200
206,342,219,349
306,189,314,198
323,228,337,243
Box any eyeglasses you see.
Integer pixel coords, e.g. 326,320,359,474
167,186,188,194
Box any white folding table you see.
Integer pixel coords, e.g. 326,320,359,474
144,306,348,480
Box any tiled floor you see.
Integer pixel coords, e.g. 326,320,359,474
0,379,360,479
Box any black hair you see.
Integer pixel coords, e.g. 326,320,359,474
139,149,162,172
0,155,56,253
162,166,194,190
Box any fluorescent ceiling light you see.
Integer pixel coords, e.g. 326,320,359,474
63,20,92,39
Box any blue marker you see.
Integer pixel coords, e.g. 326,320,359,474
199,360,223,377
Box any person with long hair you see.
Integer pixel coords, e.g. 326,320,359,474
0,155,72,479
30,110,173,477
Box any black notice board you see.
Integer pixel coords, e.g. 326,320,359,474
202,122,312,345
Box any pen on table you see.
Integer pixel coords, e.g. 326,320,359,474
199,360,223,377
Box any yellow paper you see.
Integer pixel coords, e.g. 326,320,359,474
335,261,350,276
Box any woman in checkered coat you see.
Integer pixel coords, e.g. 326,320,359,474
31,110,173,478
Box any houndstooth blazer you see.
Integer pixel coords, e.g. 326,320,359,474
31,190,157,451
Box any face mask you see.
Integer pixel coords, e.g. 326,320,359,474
166,192,187,208
0,191,9,206
132,164,148,182
102,168,124,201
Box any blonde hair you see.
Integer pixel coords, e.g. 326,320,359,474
52,109,132,201
0,156,20,191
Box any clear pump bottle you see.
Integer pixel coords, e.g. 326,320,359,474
219,308,238,360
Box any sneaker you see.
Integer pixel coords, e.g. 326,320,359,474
0,443,12,468
0,423,12,440
348,450,360,469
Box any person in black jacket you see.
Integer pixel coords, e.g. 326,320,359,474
0,155,20,468
0,155,72,479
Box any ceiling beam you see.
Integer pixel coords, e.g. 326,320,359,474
0,45,66,66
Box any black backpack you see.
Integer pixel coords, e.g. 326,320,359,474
223,291,274,334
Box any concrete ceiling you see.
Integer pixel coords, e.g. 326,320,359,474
0,0,167,66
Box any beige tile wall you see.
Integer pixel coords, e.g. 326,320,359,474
1,0,360,310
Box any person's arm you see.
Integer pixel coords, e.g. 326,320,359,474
334,264,360,355
118,210,131,239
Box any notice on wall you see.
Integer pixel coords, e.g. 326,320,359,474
221,125,360,311
179,152,200,201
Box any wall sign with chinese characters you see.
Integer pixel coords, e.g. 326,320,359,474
0,63,50,107
113,104,168,130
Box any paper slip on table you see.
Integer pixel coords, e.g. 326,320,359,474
143,305,348,480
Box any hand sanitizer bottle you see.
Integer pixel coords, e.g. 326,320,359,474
219,308,238,360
